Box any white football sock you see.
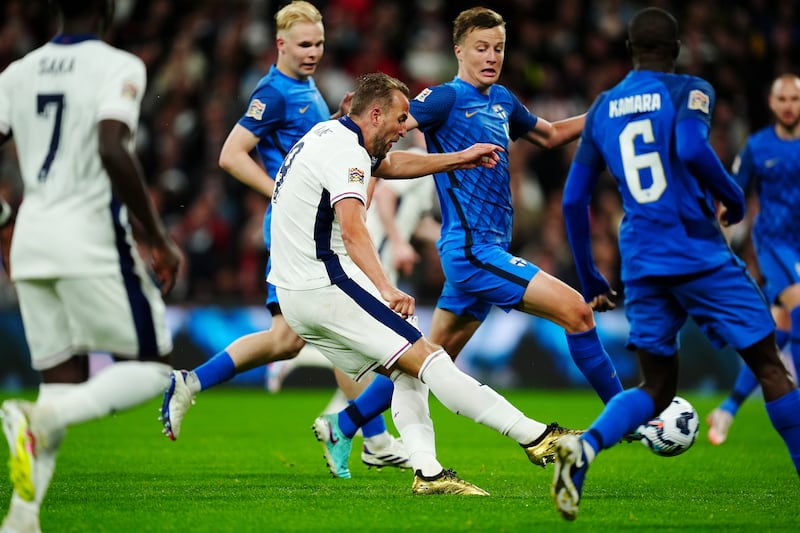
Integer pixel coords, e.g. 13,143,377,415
38,361,171,435
391,373,441,477
419,350,547,444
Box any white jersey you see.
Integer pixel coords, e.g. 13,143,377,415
0,36,146,280
268,118,372,290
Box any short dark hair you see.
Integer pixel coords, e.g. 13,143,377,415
453,7,505,46
349,73,409,116
51,0,108,18
627,7,679,56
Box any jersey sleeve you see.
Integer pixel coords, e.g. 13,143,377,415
409,84,456,132
324,146,371,207
507,90,538,140
238,83,287,139
96,53,145,132
675,78,715,129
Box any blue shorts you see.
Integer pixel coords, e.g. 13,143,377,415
436,244,540,321
263,207,280,314
755,240,800,304
265,256,279,313
624,259,774,356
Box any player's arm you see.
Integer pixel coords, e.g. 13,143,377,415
520,113,586,149
374,143,502,178
676,117,745,226
98,119,182,294
373,181,419,276
562,158,615,310
335,197,415,317
219,124,274,198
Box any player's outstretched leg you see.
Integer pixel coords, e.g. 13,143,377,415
414,350,582,470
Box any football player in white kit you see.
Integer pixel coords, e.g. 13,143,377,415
269,72,576,495
0,1,182,530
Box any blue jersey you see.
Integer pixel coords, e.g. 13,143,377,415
575,70,733,282
409,77,538,252
237,65,329,247
734,126,800,249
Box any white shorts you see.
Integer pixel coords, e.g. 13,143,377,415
277,272,423,381
14,273,172,371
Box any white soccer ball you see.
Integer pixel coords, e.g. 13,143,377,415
636,396,699,457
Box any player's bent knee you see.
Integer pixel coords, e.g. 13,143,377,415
561,301,596,333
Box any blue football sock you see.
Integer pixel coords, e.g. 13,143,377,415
790,307,800,377
583,387,655,455
352,400,387,438
764,388,800,474
775,328,790,351
338,374,394,438
566,328,623,404
720,362,759,416
194,350,237,391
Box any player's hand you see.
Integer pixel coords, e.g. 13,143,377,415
457,143,504,169
381,286,415,318
589,289,617,312
150,236,183,295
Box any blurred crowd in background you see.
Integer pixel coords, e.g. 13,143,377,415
1,0,799,308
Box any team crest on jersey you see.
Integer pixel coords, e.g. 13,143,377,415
246,98,266,120
348,167,365,184
687,89,710,114
509,256,528,267
121,81,139,100
414,88,432,102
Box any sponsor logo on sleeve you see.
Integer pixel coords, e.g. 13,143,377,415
687,89,710,114
348,167,365,184
121,81,139,100
246,98,266,120
414,88,432,102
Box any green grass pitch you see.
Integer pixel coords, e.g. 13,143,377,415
1,388,797,532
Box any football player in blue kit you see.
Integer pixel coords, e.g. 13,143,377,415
554,7,800,521
707,73,800,445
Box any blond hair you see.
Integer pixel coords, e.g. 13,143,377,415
275,1,322,34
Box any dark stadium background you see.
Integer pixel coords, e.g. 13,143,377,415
1,0,796,390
